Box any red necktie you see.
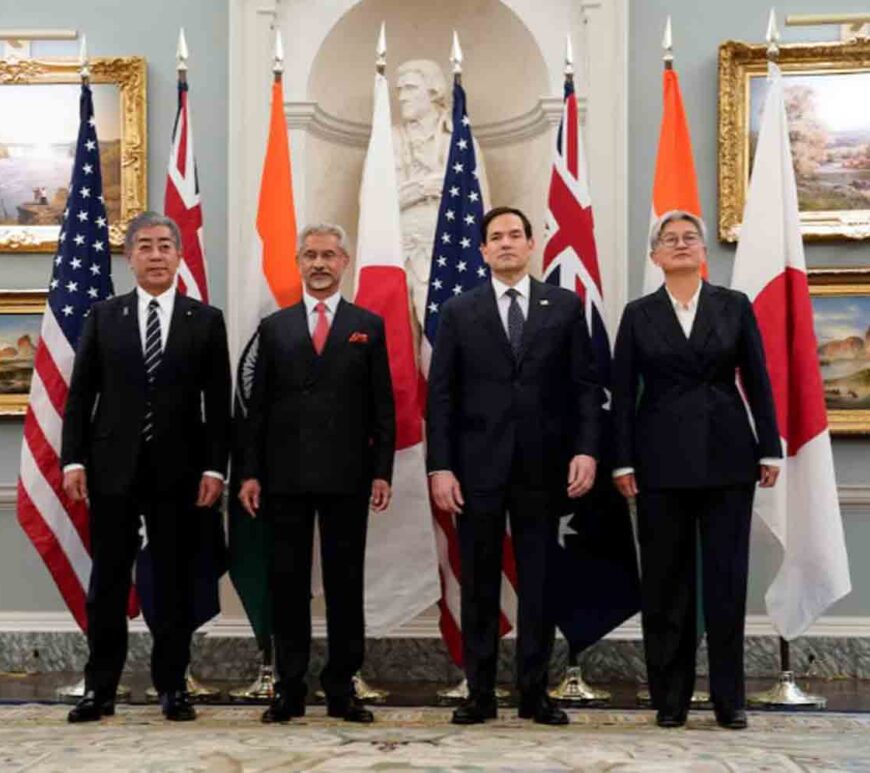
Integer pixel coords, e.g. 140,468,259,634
312,301,330,354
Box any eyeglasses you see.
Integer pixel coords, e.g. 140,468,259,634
658,232,702,249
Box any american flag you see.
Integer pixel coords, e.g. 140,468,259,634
422,79,517,666
542,77,640,651
17,84,115,630
165,79,209,302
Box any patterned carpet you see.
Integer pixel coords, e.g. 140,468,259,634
2,705,870,772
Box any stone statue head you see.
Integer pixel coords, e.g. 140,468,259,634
396,59,448,123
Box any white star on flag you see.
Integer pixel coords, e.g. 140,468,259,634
71,258,82,269
457,261,467,272
452,162,464,173
460,237,471,249
74,235,85,246
85,140,96,151
457,139,468,150
449,186,460,197
452,284,462,295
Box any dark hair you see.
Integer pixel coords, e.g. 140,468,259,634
481,206,533,242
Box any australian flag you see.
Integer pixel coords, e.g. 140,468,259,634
542,77,640,654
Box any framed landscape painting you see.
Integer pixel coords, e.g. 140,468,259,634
809,268,870,434
720,39,870,242
0,57,146,253
0,291,46,416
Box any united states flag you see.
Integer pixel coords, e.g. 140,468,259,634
165,79,209,302
17,84,115,630
542,77,639,652
422,79,517,666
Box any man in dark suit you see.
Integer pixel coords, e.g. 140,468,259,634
62,211,231,723
238,223,395,725
611,210,782,729
427,206,602,725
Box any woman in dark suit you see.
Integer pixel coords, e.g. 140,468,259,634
612,210,782,730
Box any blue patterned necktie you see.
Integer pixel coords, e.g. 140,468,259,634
505,288,524,358
141,298,163,442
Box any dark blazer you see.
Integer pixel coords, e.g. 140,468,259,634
61,290,231,497
611,282,782,490
426,277,602,494
240,298,395,495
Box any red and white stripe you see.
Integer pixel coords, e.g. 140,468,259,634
165,83,209,302
353,70,441,636
731,62,850,640
17,307,91,629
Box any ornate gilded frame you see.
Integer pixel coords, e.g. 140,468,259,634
0,290,47,416
0,57,146,252
809,267,870,435
719,39,870,242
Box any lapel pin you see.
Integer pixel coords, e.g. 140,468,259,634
540,299,550,306
123,306,129,316
186,309,193,317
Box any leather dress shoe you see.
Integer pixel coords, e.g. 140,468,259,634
67,691,115,723
261,693,306,723
161,690,196,721
327,696,374,723
451,696,497,725
655,711,687,728
518,694,569,725
715,709,748,730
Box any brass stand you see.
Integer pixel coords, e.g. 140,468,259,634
435,678,510,705
316,672,390,703
549,665,611,705
56,677,131,703
144,670,222,703
228,663,276,703
748,639,826,709
636,688,710,706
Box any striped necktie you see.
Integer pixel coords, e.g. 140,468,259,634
141,298,163,442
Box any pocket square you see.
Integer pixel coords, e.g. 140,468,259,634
349,331,369,343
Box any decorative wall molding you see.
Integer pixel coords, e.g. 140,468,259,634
3,611,869,639
285,95,574,150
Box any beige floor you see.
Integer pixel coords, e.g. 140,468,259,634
2,705,870,772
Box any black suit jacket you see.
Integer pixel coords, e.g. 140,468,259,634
426,277,602,494
240,298,395,495
61,290,231,497
611,282,782,489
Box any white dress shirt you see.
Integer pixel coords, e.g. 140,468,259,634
613,282,779,479
491,273,530,335
302,289,342,337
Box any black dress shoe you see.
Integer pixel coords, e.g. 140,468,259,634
518,694,569,725
161,690,196,722
451,696,497,725
655,711,687,728
261,693,305,723
715,709,748,730
67,691,114,723
327,696,374,723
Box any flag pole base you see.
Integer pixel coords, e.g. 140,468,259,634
748,671,826,709
144,670,222,702
56,678,131,703
228,664,276,703
316,673,390,703
435,678,510,705
636,688,710,707
549,666,611,706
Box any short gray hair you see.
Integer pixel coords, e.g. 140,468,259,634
124,211,182,255
649,210,707,252
396,59,448,110
297,223,349,255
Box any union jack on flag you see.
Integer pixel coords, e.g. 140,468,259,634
17,84,115,630
422,79,517,666
165,79,209,302
542,79,611,390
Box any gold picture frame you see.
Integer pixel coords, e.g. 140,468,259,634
0,290,47,416
809,267,870,435
0,57,147,252
719,39,870,242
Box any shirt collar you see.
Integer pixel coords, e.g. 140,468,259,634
303,289,342,316
491,273,531,300
665,281,702,313
136,279,177,314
